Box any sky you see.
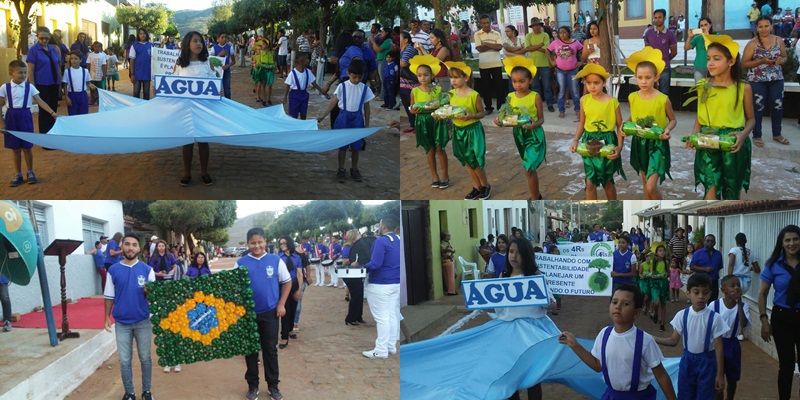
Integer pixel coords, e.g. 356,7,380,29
235,200,389,219
157,0,214,11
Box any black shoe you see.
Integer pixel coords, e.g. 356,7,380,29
350,168,363,182
141,391,153,400
438,178,450,189
201,174,214,186
122,394,136,400
345,320,360,325
479,185,492,200
336,168,346,183
261,101,267,107
278,340,288,349
464,187,480,200
245,387,258,400
659,324,666,332
267,385,283,400
431,181,440,188
484,107,493,115
651,313,658,324
179,176,191,187
547,105,555,112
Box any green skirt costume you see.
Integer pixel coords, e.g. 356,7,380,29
513,125,546,171
630,136,671,184
415,114,449,154
452,121,486,169
649,278,669,304
253,64,275,85
693,127,751,199
638,278,651,298
582,131,626,187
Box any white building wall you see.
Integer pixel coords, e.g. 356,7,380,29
481,200,529,239
5,201,123,314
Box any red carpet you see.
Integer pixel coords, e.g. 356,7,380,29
15,297,114,329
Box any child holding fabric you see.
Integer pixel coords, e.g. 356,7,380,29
443,61,490,200
569,64,626,200
685,35,755,200
493,56,546,200
409,54,450,189
624,47,677,200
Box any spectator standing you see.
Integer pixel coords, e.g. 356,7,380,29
548,26,583,121
409,19,432,52
685,17,716,82
373,27,393,101
643,9,677,96
668,228,688,269
459,20,473,58
0,274,10,331
748,3,761,37
474,14,504,115
761,1,773,18
525,18,555,112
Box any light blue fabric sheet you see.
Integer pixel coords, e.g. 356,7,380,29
400,318,681,400
3,89,380,154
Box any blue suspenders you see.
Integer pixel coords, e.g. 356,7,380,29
683,308,715,353
6,82,30,109
601,326,644,391
713,300,739,338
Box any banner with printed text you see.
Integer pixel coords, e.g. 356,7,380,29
534,252,613,296
461,275,550,310
151,47,226,78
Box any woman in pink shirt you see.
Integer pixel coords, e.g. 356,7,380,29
548,26,583,121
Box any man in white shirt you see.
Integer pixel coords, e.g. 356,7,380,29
276,30,289,79
474,14,504,115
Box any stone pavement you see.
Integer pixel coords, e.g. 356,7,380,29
400,102,800,200
0,62,399,200
66,257,399,400
408,293,796,399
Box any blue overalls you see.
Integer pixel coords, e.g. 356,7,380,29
333,82,367,151
4,82,33,149
713,300,742,381
678,309,717,399
66,68,89,116
288,69,310,118
600,326,657,400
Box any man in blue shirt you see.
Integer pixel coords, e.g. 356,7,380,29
690,234,724,301
211,32,236,99
357,215,401,359
104,234,156,400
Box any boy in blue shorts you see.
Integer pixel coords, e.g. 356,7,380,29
710,275,749,400
560,283,677,400
283,52,326,120
381,51,398,109
655,274,729,399
317,59,373,183
62,50,96,116
0,60,58,187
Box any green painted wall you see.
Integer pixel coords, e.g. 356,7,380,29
428,201,486,299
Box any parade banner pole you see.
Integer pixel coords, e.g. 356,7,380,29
28,201,58,347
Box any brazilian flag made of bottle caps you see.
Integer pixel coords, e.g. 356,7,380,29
147,268,260,366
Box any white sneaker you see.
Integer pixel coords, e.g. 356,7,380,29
174,365,181,372
737,334,744,341
362,350,388,359
326,284,335,287
388,348,397,355
163,366,171,373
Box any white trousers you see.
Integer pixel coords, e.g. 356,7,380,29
329,266,338,286
365,283,400,355
314,264,325,286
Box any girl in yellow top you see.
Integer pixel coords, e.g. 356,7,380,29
493,57,546,199
569,64,625,200
444,61,490,200
686,35,755,199
649,245,670,332
409,55,450,189
624,47,678,200
253,39,275,106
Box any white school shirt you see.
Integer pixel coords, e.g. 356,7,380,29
87,52,108,81
0,81,39,108
173,60,216,78
334,81,374,111
728,247,757,277
286,68,314,91
277,36,288,56
669,306,729,354
493,275,555,320
62,67,91,92
590,325,664,391
710,299,751,339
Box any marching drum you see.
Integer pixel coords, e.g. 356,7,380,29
321,259,334,267
310,257,321,265
336,265,366,278
335,259,344,266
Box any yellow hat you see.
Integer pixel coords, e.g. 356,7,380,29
574,63,609,80
444,61,471,77
704,34,739,59
503,56,537,79
625,46,666,75
409,54,442,77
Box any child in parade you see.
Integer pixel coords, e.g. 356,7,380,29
639,252,654,323
317,59,372,183
611,234,638,293
442,61,490,200
0,60,58,186
381,51,398,109
685,35,754,199
172,31,217,187
624,47,677,200
87,41,107,106
409,54,450,189
494,57,546,200
655,274,729,399
569,64,626,200
184,251,211,277
253,39,275,107
710,275,750,400
560,283,677,400
649,245,670,332
105,47,119,91
669,258,683,302
62,50,95,116
283,52,326,120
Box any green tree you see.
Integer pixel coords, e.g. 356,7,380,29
196,227,229,246
598,201,623,232
6,0,88,57
115,3,171,35
147,200,236,253
122,200,155,222
164,21,179,38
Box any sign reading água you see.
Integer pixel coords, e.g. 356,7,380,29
153,75,223,100
461,275,550,310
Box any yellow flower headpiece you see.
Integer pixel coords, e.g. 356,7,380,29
444,61,472,78
503,56,537,79
574,63,609,80
409,54,442,77
704,34,739,59
625,46,666,75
